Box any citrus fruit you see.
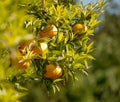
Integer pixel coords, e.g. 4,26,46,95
11,56,30,69
17,60,30,69
19,40,48,56
44,64,62,80
72,23,84,34
18,39,36,55
30,42,48,55
39,25,57,38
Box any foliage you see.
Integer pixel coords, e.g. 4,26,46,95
20,12,120,102
64,13,120,102
0,0,105,101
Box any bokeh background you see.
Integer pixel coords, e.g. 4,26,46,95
0,0,120,102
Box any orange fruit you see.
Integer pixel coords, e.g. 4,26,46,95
44,64,62,80
10,45,31,69
11,57,30,69
72,24,84,34
31,45,42,54
17,60,30,69
19,40,48,56
39,25,57,38
18,39,36,55
30,42,48,55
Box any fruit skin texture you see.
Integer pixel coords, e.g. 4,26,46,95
72,23,85,34
39,25,57,38
44,64,62,80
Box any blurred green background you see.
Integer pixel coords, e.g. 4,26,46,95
0,0,120,102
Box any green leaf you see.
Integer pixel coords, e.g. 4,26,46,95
51,85,56,94
87,42,94,53
53,79,63,83
82,69,88,76
84,60,88,69
57,32,64,43
74,63,84,69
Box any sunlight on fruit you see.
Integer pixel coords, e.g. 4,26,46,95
44,64,62,80
39,25,57,38
72,23,84,34
40,42,48,51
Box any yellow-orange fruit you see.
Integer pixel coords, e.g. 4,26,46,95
11,57,30,69
72,24,84,34
30,42,48,55
44,64,62,80
19,40,48,56
10,50,30,69
18,39,36,55
17,60,30,69
39,25,57,38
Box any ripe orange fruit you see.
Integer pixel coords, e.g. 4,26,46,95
19,40,48,56
72,24,84,34
39,25,57,38
18,39,36,55
10,50,30,69
44,64,62,80
28,42,48,55
17,60,30,69
11,56,30,69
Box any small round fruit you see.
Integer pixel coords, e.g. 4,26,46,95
18,39,36,55
18,41,30,55
31,45,41,54
44,64,62,80
19,40,48,56
31,42,48,54
10,54,30,69
72,24,84,34
39,25,57,38
17,60,30,69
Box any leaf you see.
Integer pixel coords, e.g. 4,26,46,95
87,54,95,60
53,79,63,83
15,83,28,91
74,63,84,69
57,32,64,43
51,85,56,94
87,42,94,53
84,60,88,69
91,20,102,27
55,85,60,92
82,69,88,76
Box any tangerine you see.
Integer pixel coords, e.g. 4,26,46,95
44,64,62,80
39,25,57,38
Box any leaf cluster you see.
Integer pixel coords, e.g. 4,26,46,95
0,0,106,95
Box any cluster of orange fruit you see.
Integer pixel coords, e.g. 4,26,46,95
15,23,87,80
